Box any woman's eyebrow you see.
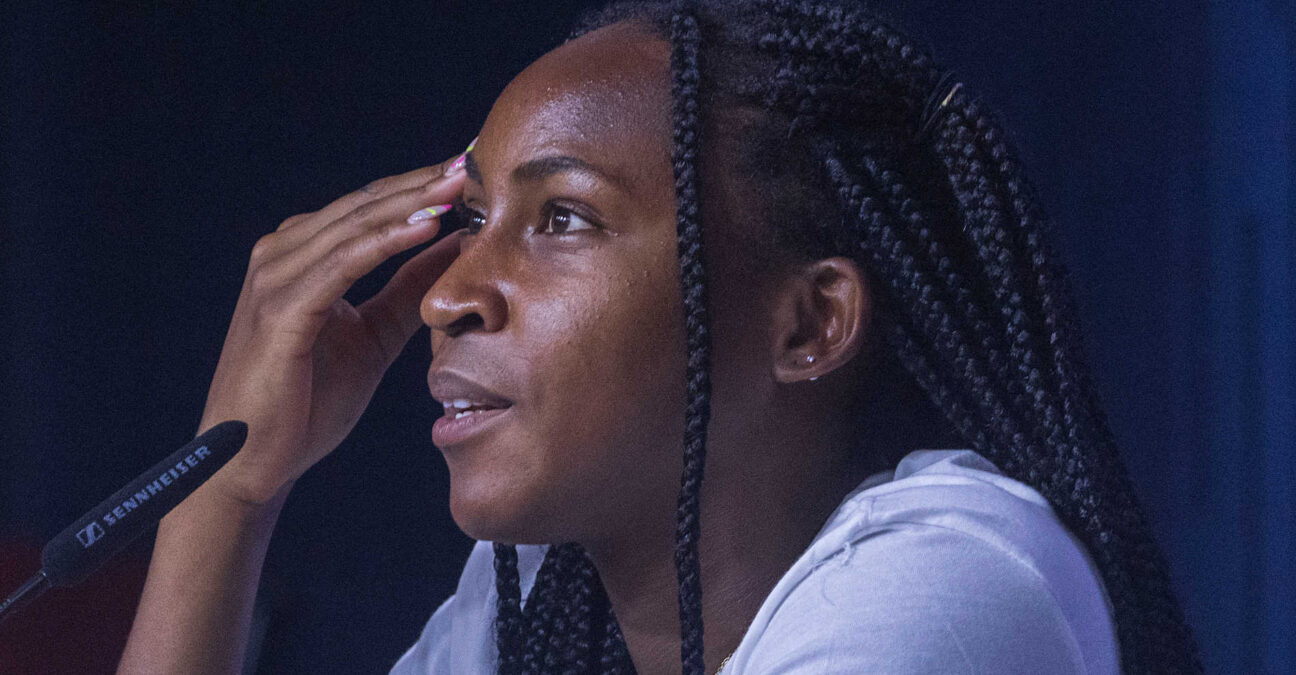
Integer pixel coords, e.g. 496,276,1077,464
462,151,628,191
513,155,628,189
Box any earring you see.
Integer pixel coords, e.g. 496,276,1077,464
805,355,815,363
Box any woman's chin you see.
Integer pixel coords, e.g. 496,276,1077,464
447,479,559,545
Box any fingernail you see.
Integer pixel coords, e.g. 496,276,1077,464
407,204,453,224
445,153,466,176
444,136,478,177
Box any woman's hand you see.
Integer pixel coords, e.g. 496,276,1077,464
195,155,467,506
118,152,470,675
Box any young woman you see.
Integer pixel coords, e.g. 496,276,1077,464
117,1,1202,673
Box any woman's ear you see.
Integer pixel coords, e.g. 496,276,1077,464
770,257,872,383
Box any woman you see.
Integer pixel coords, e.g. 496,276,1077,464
117,0,1202,673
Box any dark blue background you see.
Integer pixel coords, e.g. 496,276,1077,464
2,1,1292,673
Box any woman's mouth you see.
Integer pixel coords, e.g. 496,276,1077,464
443,399,504,419
427,369,516,447
432,402,512,446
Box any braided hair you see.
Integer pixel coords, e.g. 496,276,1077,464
488,1,1203,673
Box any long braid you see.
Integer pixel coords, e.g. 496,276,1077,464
936,97,1202,668
599,601,632,674
562,544,596,672
519,550,558,671
483,2,1203,673
667,2,713,673
492,544,525,675
932,107,1064,480
819,149,1016,458
756,3,1202,671
747,0,1198,670
989,121,1202,661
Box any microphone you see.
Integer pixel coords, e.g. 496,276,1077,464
0,420,248,625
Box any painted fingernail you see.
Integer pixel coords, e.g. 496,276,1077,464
444,136,479,177
407,204,453,224
445,153,467,176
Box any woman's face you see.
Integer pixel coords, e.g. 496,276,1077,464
420,23,693,545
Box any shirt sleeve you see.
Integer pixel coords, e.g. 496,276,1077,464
742,523,1097,674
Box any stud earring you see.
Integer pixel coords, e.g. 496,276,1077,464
805,355,815,363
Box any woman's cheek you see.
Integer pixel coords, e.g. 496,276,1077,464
518,275,685,537
447,238,683,540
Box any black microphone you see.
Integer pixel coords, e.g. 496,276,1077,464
0,420,248,625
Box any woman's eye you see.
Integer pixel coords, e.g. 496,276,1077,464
462,207,486,234
456,204,599,236
540,205,597,235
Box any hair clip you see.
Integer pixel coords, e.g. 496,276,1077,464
914,70,962,144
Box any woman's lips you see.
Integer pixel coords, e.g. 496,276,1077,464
432,405,511,447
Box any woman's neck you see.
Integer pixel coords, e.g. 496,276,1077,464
582,423,872,675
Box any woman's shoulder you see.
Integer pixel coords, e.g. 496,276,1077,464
831,448,1099,564
729,448,1121,674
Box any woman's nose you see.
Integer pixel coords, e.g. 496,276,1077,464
420,234,509,338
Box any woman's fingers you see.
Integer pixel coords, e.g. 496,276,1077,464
270,150,464,243
303,169,465,262
262,164,465,289
283,205,451,328
186,144,475,506
312,163,448,226
357,229,465,365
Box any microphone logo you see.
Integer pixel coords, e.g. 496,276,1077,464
76,522,105,548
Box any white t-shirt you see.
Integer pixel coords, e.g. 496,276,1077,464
390,449,1121,673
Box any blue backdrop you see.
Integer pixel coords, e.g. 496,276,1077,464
2,1,1292,673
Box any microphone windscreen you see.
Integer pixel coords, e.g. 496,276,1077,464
40,420,248,587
